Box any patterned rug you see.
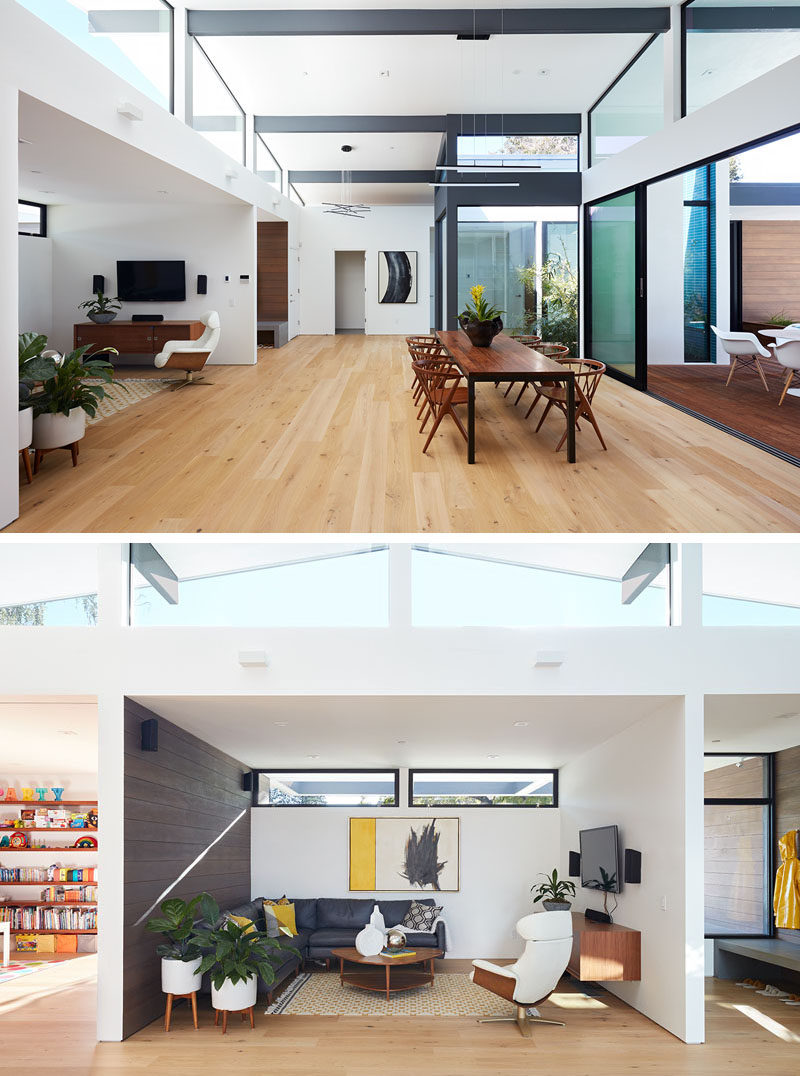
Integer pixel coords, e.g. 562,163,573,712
85,379,170,426
265,971,517,1017
0,960,51,985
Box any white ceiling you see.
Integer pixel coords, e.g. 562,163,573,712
134,694,674,769
18,93,242,206
705,695,800,754
0,697,97,776
295,181,434,206
267,131,442,171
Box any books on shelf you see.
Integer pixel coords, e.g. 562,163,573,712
0,865,96,883
0,905,97,930
40,885,97,903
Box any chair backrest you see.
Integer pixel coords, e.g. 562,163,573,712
711,325,770,358
539,342,570,359
511,334,542,347
411,356,461,409
507,911,573,1004
197,310,221,354
771,338,800,371
559,358,606,405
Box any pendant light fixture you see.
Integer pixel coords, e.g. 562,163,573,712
323,145,371,218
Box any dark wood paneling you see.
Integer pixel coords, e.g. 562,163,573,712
775,745,800,946
742,221,800,323
123,698,251,1039
257,221,288,320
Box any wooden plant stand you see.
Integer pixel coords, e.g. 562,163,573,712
164,991,199,1032
20,447,33,484
33,442,80,474
214,1006,255,1033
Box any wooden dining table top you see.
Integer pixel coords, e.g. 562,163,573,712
436,329,574,379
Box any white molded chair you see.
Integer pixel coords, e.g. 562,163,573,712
471,910,572,1039
154,310,220,387
768,338,800,405
710,326,771,392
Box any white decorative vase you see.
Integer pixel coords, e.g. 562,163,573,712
355,904,387,956
18,408,32,451
211,975,258,1012
33,408,86,450
161,956,202,994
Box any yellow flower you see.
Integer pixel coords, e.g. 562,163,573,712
470,284,485,303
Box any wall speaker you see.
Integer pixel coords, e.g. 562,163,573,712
92,274,104,294
585,908,612,924
568,850,581,878
140,718,158,752
624,848,642,885
132,313,164,322
197,274,207,295
242,771,254,792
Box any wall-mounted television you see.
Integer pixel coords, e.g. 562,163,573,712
579,824,621,893
117,260,186,302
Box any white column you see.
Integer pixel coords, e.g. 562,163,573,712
172,3,188,124
673,542,703,629
96,687,125,1041
0,82,19,530
388,543,412,628
683,691,706,1044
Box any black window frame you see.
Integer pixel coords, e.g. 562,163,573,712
18,199,47,238
251,768,400,808
704,751,775,940
409,768,558,809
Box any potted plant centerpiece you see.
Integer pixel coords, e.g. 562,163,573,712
146,895,207,996
79,290,122,325
31,343,118,454
18,332,59,468
192,895,298,1015
531,868,577,912
459,284,504,347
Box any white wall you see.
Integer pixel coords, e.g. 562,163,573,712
559,698,697,1043
19,235,53,337
334,250,366,331
647,175,685,366
48,202,257,365
1,84,18,531
250,790,560,960
299,205,432,335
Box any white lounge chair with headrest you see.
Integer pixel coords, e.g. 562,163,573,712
767,338,800,405
710,326,771,392
471,910,572,1039
154,310,220,388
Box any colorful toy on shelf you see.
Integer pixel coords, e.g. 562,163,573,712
9,832,29,849
0,835,9,848
85,809,98,829
51,788,64,801
21,788,34,801
72,835,98,850
4,787,17,802
69,814,85,828
35,788,48,801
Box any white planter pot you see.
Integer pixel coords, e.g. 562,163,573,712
33,408,86,450
18,408,33,451
211,975,258,1012
161,956,202,995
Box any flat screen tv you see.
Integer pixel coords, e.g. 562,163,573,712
579,824,621,893
117,260,186,302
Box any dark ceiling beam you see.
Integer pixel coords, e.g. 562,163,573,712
188,8,671,37
687,7,800,32
255,116,446,133
289,170,436,183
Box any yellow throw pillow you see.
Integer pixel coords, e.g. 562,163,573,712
226,913,256,935
263,900,297,937
264,895,291,906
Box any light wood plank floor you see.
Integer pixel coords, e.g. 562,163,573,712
9,335,800,533
2,960,800,1075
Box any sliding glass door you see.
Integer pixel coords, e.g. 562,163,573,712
585,188,646,387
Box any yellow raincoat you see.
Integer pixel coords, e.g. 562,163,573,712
774,830,800,929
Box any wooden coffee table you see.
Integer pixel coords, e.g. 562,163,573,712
331,946,443,1001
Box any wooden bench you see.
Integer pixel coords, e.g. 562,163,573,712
257,321,289,349
715,937,800,990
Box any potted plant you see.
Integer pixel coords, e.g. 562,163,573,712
146,895,206,995
79,290,122,325
459,284,504,347
32,344,117,453
766,311,796,329
192,895,298,1013
531,868,576,911
18,332,58,462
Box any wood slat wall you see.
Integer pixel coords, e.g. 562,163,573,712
122,699,252,1039
775,744,800,947
742,221,800,323
257,221,289,321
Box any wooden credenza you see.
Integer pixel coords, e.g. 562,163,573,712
74,320,204,359
566,913,641,982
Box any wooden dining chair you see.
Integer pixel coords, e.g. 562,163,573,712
409,341,447,405
411,357,468,453
527,358,607,453
499,336,544,397
512,343,570,405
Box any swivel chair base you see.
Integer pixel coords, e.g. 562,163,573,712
478,1004,565,1038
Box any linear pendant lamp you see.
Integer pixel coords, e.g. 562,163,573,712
429,181,520,187
437,165,542,172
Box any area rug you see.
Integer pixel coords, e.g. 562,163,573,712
265,971,517,1017
0,960,51,985
84,379,170,426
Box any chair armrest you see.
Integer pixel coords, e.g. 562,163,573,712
471,958,516,980
435,920,447,953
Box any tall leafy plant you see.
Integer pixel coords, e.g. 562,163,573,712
18,332,58,409
32,345,118,419
515,242,578,351
192,894,297,990
145,895,206,961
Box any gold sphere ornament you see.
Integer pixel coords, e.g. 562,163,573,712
385,928,407,950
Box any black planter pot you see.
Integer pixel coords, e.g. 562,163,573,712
459,316,503,348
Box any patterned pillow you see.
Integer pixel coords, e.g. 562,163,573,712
402,900,442,932
225,913,256,935
263,897,293,937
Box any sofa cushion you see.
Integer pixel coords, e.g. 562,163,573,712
228,899,266,929
275,930,309,954
378,899,412,925
291,898,318,931
402,931,439,949
317,898,372,929
307,928,360,950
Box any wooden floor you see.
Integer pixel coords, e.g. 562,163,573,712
9,335,800,533
648,358,800,461
3,960,800,1075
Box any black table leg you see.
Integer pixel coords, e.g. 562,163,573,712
566,375,576,463
467,377,475,464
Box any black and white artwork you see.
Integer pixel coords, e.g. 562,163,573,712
375,816,459,892
378,250,417,304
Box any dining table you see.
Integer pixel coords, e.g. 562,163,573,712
436,330,577,464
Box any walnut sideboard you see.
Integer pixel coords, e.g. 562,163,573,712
566,913,641,981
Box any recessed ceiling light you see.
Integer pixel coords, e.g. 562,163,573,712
511,68,521,75
711,739,721,743
488,754,499,759
306,754,319,759
157,189,168,195
40,189,55,194
58,730,78,736
273,720,288,727
701,68,714,77
378,70,390,78
397,739,407,744
538,69,550,77
29,169,42,174
513,721,529,728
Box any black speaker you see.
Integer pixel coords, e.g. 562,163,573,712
624,848,641,885
568,851,581,878
131,313,164,322
242,771,254,792
92,274,104,293
585,908,612,924
197,274,207,295
140,718,158,752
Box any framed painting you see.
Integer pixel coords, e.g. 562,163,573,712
349,816,460,892
378,251,417,304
